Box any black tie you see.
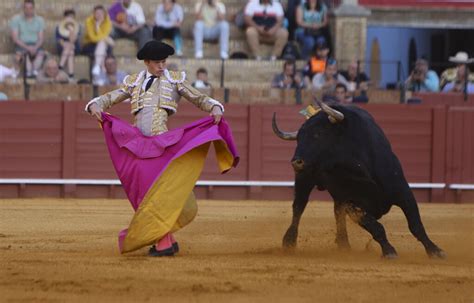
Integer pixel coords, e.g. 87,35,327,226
145,75,157,91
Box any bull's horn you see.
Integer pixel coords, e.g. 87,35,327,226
272,113,297,141
316,100,344,123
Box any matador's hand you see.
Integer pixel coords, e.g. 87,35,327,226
211,105,223,124
89,102,103,122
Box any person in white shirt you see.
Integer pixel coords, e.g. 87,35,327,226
108,0,152,49
312,58,349,94
244,0,289,60
193,0,230,59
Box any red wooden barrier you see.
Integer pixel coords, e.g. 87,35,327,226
0,101,472,202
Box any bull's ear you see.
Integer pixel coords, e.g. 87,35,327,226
315,100,344,123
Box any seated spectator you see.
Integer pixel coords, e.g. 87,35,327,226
191,67,212,89
153,0,184,56
56,9,81,79
339,61,370,98
0,92,8,101
0,64,18,83
82,5,114,77
323,82,351,103
93,55,127,86
405,59,439,92
37,58,70,84
295,0,328,60
303,37,329,87
194,0,230,59
440,51,474,90
271,59,304,89
244,0,289,60
108,0,151,49
442,64,474,94
9,0,45,78
167,62,179,72
312,58,349,95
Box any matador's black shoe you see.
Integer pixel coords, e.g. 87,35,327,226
172,242,179,253
148,245,175,257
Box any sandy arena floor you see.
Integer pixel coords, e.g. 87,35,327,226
0,199,472,303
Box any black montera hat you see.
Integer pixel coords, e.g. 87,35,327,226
137,40,175,60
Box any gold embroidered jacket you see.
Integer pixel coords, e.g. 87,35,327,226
85,69,224,135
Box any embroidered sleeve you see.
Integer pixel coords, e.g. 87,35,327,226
177,80,224,113
85,89,131,112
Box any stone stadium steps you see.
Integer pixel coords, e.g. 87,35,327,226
0,52,302,86
112,37,272,58
0,80,402,104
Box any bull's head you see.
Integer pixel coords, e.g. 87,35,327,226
272,102,345,172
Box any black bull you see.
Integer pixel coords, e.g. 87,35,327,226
272,102,445,259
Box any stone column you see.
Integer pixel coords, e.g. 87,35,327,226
330,0,371,69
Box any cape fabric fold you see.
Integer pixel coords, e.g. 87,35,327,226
100,113,239,253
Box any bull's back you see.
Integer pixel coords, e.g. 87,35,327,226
340,106,412,202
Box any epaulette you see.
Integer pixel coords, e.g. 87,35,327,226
123,71,145,88
164,69,186,84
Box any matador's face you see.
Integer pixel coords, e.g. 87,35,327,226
144,59,167,77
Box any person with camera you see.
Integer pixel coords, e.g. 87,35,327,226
244,0,289,61
271,59,304,89
405,58,439,92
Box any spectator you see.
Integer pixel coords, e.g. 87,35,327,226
0,64,18,83
194,0,230,59
83,5,114,77
312,58,349,95
153,0,184,56
56,9,81,79
37,57,70,84
442,64,474,94
167,62,179,72
295,0,328,60
322,82,352,103
9,0,45,78
244,0,289,61
271,59,304,89
303,37,329,87
440,51,474,90
0,92,8,101
108,0,151,50
405,59,439,92
334,83,350,103
191,67,212,89
340,61,370,101
93,55,127,86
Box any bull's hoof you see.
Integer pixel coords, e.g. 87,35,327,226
428,248,447,259
381,246,398,259
335,238,351,250
282,229,297,249
282,239,297,250
382,252,398,260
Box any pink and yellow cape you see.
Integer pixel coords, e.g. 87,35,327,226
100,113,239,253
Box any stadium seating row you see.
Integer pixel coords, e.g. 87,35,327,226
0,0,246,55
0,82,401,103
0,54,307,87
